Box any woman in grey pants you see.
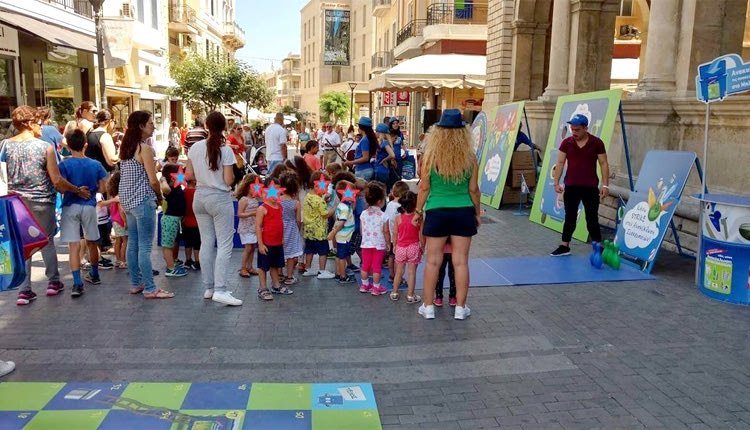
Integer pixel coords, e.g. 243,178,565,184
186,112,242,306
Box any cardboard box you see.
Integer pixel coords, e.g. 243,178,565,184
511,151,535,170
509,169,537,188
501,186,528,204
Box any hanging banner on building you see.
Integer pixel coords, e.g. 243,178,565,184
0,24,19,57
614,150,696,273
102,18,134,68
324,9,350,66
529,89,621,241
475,101,524,208
696,53,750,103
382,91,394,106
396,91,410,106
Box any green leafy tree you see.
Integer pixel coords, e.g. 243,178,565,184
169,54,246,112
282,105,304,123
237,66,275,111
318,91,357,125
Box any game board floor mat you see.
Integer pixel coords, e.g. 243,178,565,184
355,256,654,289
0,382,381,430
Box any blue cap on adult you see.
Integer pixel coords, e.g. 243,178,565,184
358,117,372,127
566,114,589,126
389,117,399,125
375,123,390,133
435,109,467,128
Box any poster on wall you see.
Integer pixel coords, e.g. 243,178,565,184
324,9,350,66
529,89,621,241
614,150,696,273
102,18,133,68
475,102,524,208
470,110,488,163
396,91,410,106
382,91,394,106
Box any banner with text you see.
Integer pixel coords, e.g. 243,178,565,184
615,150,696,273
324,9,350,66
102,18,133,68
529,89,621,241
696,54,750,103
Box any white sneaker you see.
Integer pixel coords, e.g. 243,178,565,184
418,304,435,320
203,289,214,299
316,270,336,279
302,269,318,277
212,291,243,306
0,360,15,377
454,305,471,320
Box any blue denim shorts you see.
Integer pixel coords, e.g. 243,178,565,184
335,241,350,259
304,239,329,256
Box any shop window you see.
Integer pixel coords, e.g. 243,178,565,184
0,57,17,133
34,61,83,126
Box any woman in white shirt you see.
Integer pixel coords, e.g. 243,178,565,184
186,111,242,306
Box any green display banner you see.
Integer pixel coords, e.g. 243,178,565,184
529,90,622,241
473,101,525,208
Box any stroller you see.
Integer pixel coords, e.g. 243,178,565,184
241,145,267,176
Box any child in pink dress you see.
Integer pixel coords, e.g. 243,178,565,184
391,191,422,303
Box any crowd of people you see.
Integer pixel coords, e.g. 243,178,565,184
0,102,480,322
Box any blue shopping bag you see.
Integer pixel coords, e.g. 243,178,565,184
0,199,27,291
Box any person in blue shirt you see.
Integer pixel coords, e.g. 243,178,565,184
513,126,541,152
36,107,63,162
373,124,397,188
344,117,375,180
58,128,107,296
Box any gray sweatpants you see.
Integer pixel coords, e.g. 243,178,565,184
21,198,61,292
193,188,235,293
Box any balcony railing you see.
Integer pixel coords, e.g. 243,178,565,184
426,2,488,26
223,21,246,46
169,2,197,26
371,50,394,69
47,0,93,18
396,19,426,47
372,0,392,9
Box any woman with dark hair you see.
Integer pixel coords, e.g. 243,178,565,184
118,111,173,299
186,111,242,306
86,109,117,172
36,106,63,158
63,101,97,136
373,124,397,187
2,106,87,305
343,117,375,180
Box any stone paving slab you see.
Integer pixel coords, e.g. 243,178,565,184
1,204,749,429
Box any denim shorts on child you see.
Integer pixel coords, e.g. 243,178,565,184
335,241,351,259
395,242,422,265
257,245,285,271
304,239,329,256
423,206,478,237
60,204,100,243
240,231,257,245
160,214,181,248
181,225,200,250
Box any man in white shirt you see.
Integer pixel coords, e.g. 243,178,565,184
264,113,288,172
320,122,342,168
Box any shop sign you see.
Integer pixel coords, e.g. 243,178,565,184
0,24,19,57
102,18,134,68
382,91,394,106
396,91,409,106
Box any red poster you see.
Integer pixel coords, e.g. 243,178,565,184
382,91,393,106
396,91,410,106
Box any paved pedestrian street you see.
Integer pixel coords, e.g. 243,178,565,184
1,206,749,430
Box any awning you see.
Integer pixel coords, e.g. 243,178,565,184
369,54,486,91
0,10,95,53
107,86,168,100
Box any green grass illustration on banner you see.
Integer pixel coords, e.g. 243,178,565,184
529,90,622,242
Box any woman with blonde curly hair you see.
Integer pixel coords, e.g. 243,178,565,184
414,109,480,321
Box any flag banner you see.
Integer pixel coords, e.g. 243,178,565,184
324,9,350,66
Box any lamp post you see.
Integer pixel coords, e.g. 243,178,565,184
348,82,357,127
89,0,107,109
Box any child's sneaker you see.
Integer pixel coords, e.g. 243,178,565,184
449,298,457,307
302,269,318,277
359,282,372,293
370,285,388,296
347,264,360,273
454,305,471,320
98,259,114,270
165,266,188,277
434,298,443,307
84,273,101,285
184,259,195,270
16,291,37,306
71,284,85,297
271,285,294,295
192,261,201,271
46,281,64,296
327,250,336,260
418,303,435,319
316,270,336,279
175,259,184,267
337,274,355,284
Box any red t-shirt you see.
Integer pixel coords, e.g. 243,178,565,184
260,202,283,246
183,187,198,227
227,135,245,156
303,153,321,172
559,134,605,188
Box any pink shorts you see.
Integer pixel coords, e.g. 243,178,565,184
361,248,386,274
395,243,422,265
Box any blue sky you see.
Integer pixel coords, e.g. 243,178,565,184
234,0,308,73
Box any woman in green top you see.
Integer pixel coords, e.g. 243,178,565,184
414,109,480,321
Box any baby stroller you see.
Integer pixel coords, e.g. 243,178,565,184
243,145,267,176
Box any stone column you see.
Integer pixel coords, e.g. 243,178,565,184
540,0,571,100
633,0,680,97
568,0,619,93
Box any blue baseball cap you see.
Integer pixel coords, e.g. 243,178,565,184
375,123,390,133
567,114,589,126
358,117,372,127
389,117,399,125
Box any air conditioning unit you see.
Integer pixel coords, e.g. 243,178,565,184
120,2,134,18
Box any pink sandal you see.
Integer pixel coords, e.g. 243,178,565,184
143,289,175,299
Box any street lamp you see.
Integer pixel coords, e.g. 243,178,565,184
348,82,357,127
89,0,107,109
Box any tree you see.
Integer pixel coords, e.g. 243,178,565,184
282,105,304,123
318,91,356,125
237,66,275,111
169,54,246,112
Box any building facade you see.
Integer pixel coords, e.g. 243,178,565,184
279,53,302,109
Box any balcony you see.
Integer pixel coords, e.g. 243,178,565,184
372,0,392,17
394,20,426,60
222,21,246,50
46,0,93,19
279,67,301,78
168,2,198,34
423,2,488,44
371,50,394,73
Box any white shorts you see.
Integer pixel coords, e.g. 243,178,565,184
239,231,257,245
60,204,100,243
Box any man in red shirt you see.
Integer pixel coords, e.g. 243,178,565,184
550,114,610,256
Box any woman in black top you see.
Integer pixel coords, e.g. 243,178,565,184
86,109,118,172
